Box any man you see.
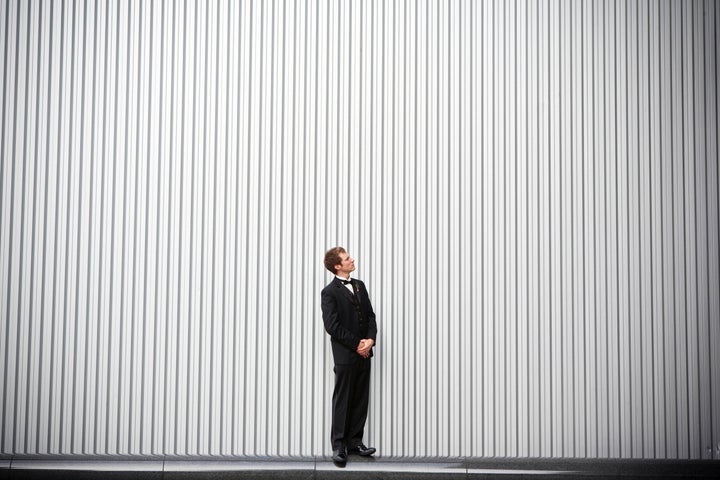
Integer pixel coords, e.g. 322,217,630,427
321,247,378,466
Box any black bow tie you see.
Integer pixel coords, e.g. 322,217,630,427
340,279,352,285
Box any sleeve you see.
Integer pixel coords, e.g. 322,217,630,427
321,288,362,350
362,282,378,345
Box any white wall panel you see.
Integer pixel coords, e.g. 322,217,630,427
1,0,719,459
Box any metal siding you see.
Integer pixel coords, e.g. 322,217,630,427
0,0,719,459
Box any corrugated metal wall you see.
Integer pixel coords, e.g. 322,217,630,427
1,0,719,459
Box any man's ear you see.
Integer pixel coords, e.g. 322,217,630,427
334,264,341,273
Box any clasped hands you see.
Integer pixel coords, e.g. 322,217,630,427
356,338,374,358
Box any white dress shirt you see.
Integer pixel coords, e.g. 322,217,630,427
336,275,354,294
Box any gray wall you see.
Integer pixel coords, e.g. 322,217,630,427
1,0,719,459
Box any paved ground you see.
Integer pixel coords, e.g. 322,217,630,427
1,455,719,479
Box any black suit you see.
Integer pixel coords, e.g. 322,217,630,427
321,277,377,451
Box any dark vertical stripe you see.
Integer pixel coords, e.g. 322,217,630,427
637,0,645,457
704,0,714,460
377,0,384,450
557,0,563,456
540,0,545,455
60,0,74,450
504,0,510,454
434,0,439,454
647,0,656,457
630,0,645,457
14,0,31,453
335,0,340,241
27,0,45,454
408,0,417,452
614,0,622,457
286,0,295,453
64,0,86,453
691,0,699,457
174,0,187,455
219,0,229,454
580,0,586,456
552,0,556,456
681,2,702,456
457,0,463,454
347,0,352,240
37,0,55,455
423,0,428,454
716,0,720,455
278,0,287,452
669,0,679,457
71,0,87,453
394,0,399,453
604,0,611,454
83,0,97,454
625,0,633,457
185,0,198,454
153,0,165,455
594,0,602,454
119,0,134,452
298,0,306,450
512,0,520,456
570,0,576,456
413,0,418,454
657,0,665,456
703,0,714,460
255,0,266,453
2,0,20,453
197,0,209,453
513,0,519,456
164,0,177,454
357,0,362,269
210,0,220,454
60,0,78,452
311,0,318,451
326,0,331,248
493,0,498,452
231,0,241,455
242,0,253,454
139,0,153,453
524,0,529,456
266,0,275,454
219,0,231,454
95,0,110,454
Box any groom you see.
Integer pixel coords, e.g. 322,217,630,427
321,247,378,466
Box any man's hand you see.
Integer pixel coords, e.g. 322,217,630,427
356,338,374,358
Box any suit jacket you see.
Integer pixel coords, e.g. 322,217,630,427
321,277,378,365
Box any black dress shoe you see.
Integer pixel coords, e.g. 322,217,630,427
332,447,347,466
348,444,376,456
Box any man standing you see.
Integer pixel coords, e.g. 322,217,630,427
321,247,378,466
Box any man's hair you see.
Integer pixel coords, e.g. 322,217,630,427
324,247,346,274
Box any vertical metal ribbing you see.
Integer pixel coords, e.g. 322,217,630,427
1,0,19,454
13,0,31,455
1,8,15,452
0,0,718,459
26,0,44,455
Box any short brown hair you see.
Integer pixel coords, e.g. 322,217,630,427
324,247,346,274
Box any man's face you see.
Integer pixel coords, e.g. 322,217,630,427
335,252,356,276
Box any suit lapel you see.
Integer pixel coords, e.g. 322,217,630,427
335,278,358,305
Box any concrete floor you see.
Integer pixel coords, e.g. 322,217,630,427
1,455,719,479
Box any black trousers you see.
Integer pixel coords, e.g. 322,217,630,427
331,358,371,450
